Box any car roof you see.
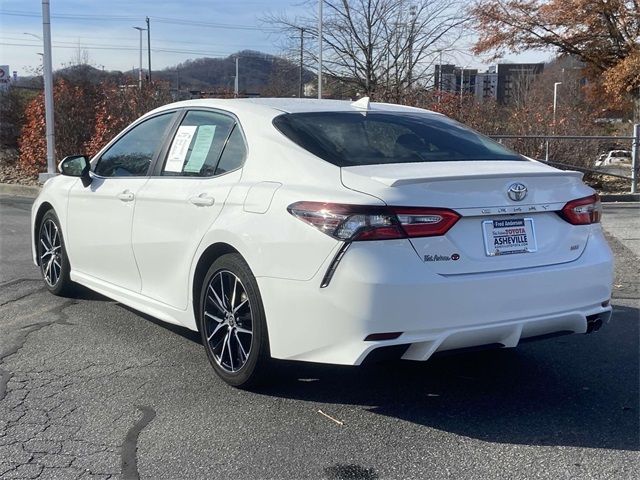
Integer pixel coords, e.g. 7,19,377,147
148,97,439,118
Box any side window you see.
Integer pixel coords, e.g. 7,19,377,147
162,111,235,177
94,113,174,177
216,126,247,175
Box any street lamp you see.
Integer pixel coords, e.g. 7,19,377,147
553,82,562,126
545,81,563,162
23,32,42,41
133,26,146,89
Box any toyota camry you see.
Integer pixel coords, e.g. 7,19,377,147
31,98,614,387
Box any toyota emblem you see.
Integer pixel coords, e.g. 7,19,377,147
507,183,527,202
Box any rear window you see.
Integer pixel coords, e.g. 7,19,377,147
273,112,522,167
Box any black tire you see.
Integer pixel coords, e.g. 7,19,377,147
198,253,271,388
37,210,76,296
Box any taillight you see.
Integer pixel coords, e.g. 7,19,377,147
559,194,602,225
287,202,460,241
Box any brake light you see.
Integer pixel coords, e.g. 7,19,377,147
559,194,602,225
287,202,460,241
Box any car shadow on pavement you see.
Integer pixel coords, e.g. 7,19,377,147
257,304,640,452
112,298,638,452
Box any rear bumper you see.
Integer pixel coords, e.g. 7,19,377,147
258,229,614,365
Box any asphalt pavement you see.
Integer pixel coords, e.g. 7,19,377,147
0,195,638,480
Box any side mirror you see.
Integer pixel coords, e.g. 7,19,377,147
59,155,92,187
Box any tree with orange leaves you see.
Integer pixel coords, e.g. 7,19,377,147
470,0,640,121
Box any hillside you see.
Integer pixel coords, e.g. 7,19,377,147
13,51,314,96
155,50,315,95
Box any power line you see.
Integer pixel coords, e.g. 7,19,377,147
1,42,283,59
0,34,275,50
0,10,279,32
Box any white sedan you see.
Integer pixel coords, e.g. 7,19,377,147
31,98,614,387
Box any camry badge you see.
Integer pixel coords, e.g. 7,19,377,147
507,183,528,202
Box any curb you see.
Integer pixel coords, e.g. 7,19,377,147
0,183,41,198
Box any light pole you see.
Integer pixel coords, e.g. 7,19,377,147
133,26,146,89
146,17,151,82
234,56,239,98
318,0,323,99
546,81,562,162
40,1,56,181
553,82,562,126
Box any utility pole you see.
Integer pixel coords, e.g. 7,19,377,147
460,67,464,106
318,0,322,99
438,51,443,103
299,27,304,98
407,5,417,89
41,0,55,181
146,17,151,82
234,56,239,97
631,123,639,194
133,26,146,89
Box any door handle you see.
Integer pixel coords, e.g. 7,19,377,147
117,190,135,202
189,193,215,207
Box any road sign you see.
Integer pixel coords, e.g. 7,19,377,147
0,65,10,90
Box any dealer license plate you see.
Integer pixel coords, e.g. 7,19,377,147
482,218,537,256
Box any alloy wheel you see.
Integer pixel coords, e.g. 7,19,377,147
40,219,62,287
203,270,253,373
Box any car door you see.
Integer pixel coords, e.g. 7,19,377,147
131,109,247,309
66,111,177,292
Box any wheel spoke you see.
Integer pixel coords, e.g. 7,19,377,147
44,222,52,246
227,332,235,371
204,311,224,323
44,257,53,283
208,285,228,314
235,326,252,336
233,298,248,314
51,261,59,284
234,330,248,361
231,276,238,311
207,322,226,342
40,238,50,251
219,274,227,310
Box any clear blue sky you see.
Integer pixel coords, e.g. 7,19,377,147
0,0,549,77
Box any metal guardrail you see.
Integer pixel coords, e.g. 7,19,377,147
490,124,640,193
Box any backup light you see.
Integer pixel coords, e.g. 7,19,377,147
288,202,460,241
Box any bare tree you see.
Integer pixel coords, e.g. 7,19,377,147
70,42,91,66
264,0,468,100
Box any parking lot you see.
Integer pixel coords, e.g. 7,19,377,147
1,195,638,479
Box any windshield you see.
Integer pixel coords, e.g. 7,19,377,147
273,111,523,167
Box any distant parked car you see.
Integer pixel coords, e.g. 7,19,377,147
595,149,632,167
31,98,614,387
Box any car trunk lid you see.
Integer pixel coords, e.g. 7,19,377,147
341,160,595,274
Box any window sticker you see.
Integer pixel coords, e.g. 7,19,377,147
164,125,197,172
184,125,217,173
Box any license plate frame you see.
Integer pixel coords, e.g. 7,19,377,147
482,217,537,257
